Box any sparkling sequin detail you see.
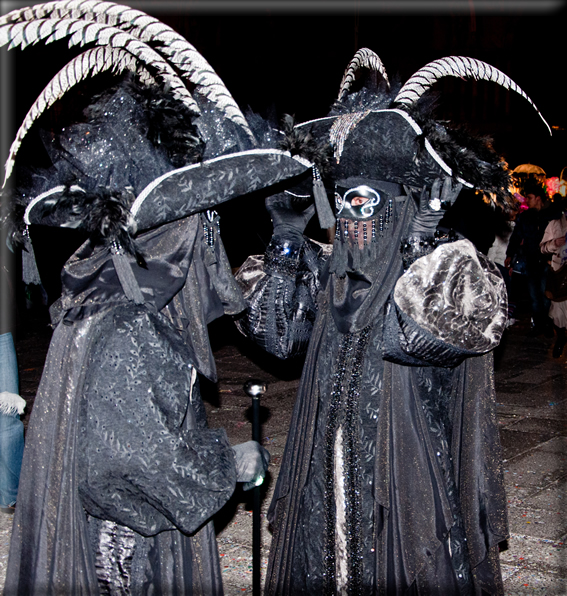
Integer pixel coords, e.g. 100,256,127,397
202,210,220,248
400,235,438,269
323,326,372,596
329,111,372,163
324,334,353,593
343,326,371,594
264,240,301,277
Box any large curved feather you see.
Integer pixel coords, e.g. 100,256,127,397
394,56,551,135
337,48,389,102
0,1,255,142
0,18,199,116
3,46,154,185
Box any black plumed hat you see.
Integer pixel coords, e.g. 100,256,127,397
1,2,314,250
295,50,550,213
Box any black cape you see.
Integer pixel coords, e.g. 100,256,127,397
6,215,245,595
237,196,508,595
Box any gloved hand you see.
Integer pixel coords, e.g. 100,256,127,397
266,191,316,246
409,177,462,237
231,441,271,491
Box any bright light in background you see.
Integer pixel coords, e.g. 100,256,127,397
546,176,567,198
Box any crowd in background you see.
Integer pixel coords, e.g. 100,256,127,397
494,175,567,358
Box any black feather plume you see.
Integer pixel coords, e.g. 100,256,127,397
278,114,332,178
85,75,205,169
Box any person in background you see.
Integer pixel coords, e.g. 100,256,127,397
505,183,558,336
0,242,25,515
0,330,24,515
540,205,567,357
488,202,520,324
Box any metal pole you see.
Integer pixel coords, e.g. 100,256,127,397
243,379,267,596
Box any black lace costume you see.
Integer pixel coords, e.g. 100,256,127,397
233,49,550,595
237,200,508,596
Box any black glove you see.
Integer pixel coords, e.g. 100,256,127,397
409,177,462,237
231,441,271,491
266,192,316,246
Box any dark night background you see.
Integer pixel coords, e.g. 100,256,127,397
1,0,566,312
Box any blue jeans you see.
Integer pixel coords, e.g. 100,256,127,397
526,263,551,330
0,332,24,508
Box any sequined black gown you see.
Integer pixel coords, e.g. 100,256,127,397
236,194,509,595
6,215,245,595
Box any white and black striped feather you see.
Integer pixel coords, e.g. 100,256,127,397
3,46,154,185
394,56,551,134
337,48,389,102
0,1,255,141
0,18,199,115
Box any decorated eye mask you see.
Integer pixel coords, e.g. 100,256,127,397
335,185,385,220
335,178,406,221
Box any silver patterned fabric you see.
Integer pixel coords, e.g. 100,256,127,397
394,239,507,354
6,215,241,595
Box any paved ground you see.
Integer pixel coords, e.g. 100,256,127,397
1,308,566,594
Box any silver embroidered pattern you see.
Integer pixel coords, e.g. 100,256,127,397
329,111,372,164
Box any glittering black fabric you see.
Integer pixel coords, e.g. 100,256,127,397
6,215,244,595
323,332,354,593
322,326,371,595
243,195,507,595
235,237,332,359
78,305,236,538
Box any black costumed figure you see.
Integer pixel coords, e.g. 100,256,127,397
0,2,317,593
235,50,551,594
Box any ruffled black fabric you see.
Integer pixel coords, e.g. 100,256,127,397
382,300,479,367
235,237,332,359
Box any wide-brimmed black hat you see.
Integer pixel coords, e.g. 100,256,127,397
295,50,550,210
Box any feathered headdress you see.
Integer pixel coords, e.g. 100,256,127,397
0,1,315,283
296,49,551,212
